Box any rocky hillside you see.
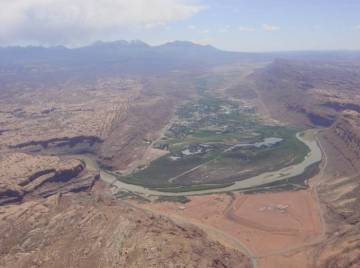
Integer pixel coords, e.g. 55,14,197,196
314,115,360,267
250,59,360,127
0,188,251,268
0,153,99,205
0,153,251,268
250,59,360,267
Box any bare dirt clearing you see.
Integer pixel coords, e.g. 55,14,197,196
136,190,323,268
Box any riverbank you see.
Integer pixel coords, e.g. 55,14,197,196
80,129,322,196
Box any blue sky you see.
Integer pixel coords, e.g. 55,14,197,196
0,0,359,51
138,0,360,51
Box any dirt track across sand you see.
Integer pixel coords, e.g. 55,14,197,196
136,189,323,268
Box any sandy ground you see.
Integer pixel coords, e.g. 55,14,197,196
137,190,323,268
0,77,141,149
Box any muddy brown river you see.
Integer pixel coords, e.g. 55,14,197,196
81,130,322,196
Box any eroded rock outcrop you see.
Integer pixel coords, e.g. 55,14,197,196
9,136,103,155
0,185,251,268
0,152,252,267
0,183,24,205
250,59,360,267
0,153,98,204
333,117,360,156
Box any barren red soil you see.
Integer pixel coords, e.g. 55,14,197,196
138,190,323,268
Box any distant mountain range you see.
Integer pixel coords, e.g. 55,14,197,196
1,40,360,75
0,41,247,74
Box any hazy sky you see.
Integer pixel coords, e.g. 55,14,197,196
0,0,359,51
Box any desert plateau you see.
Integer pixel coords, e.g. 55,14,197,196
1,2,360,267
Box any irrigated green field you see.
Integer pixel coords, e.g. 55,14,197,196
115,92,310,190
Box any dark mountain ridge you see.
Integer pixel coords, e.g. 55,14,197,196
1,40,360,81
0,40,242,71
